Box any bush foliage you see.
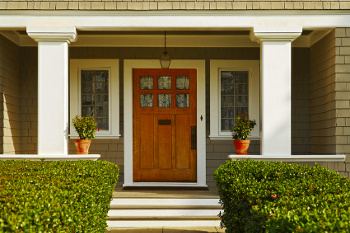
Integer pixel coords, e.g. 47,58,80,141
0,160,119,232
214,159,350,233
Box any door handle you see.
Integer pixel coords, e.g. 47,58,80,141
191,126,196,150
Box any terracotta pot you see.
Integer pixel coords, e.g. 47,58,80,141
74,139,91,154
233,140,251,155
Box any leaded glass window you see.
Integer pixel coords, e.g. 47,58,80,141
220,71,249,132
81,70,109,130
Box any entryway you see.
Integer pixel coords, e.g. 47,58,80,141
133,69,197,182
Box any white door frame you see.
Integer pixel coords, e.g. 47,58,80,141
123,59,207,187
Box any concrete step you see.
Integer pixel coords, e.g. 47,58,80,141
107,198,222,228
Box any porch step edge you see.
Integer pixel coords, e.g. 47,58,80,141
106,220,221,228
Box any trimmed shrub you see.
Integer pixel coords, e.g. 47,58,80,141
0,160,119,232
214,159,350,233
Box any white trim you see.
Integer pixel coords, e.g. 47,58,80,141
0,31,328,48
123,59,206,187
209,60,260,140
0,154,100,161
1,12,350,29
228,155,346,162
27,26,77,43
69,59,120,139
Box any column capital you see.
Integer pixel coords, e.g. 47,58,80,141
250,26,302,43
27,26,77,43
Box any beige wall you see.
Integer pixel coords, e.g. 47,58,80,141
0,34,21,154
310,29,337,154
2,1,350,10
334,28,350,157
20,47,38,154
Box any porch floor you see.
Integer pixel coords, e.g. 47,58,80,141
112,187,219,199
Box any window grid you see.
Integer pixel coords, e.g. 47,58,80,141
220,71,249,132
81,70,109,130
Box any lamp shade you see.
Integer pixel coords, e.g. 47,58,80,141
160,50,171,69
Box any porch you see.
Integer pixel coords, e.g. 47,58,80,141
0,11,349,189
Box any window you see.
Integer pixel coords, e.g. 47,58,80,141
70,59,120,138
210,60,260,140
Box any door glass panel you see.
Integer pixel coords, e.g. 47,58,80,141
140,76,153,90
176,76,189,90
158,76,171,90
176,94,189,107
158,94,171,107
140,94,153,107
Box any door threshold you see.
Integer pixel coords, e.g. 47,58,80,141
123,182,208,190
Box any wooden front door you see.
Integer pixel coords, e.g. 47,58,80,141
133,69,197,182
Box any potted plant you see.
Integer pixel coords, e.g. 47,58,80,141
231,112,256,155
72,115,99,154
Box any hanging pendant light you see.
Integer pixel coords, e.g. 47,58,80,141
160,31,171,69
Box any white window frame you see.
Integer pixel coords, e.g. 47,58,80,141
210,60,260,140
69,59,120,139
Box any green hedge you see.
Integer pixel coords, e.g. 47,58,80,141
214,159,350,233
0,160,119,232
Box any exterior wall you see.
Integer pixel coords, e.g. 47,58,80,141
0,34,21,154
292,48,311,155
20,47,38,154
334,28,350,156
310,30,336,154
1,1,350,10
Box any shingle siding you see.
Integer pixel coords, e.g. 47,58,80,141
0,34,21,154
1,1,350,10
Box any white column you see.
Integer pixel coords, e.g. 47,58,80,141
252,27,301,156
27,27,77,155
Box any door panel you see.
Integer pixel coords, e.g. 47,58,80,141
133,69,197,182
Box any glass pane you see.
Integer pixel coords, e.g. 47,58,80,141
81,71,94,82
235,96,248,107
221,72,235,94
236,71,249,83
236,107,248,116
176,76,190,90
95,95,108,106
82,95,94,105
221,96,234,107
96,106,108,117
140,76,153,90
140,94,153,107
235,84,248,95
95,83,108,93
82,106,94,116
221,119,235,132
158,76,172,90
158,94,171,107
176,94,189,107
95,71,108,82
81,83,93,94
221,107,235,119
96,118,109,130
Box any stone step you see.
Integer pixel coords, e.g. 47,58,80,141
110,198,221,209
107,198,222,228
